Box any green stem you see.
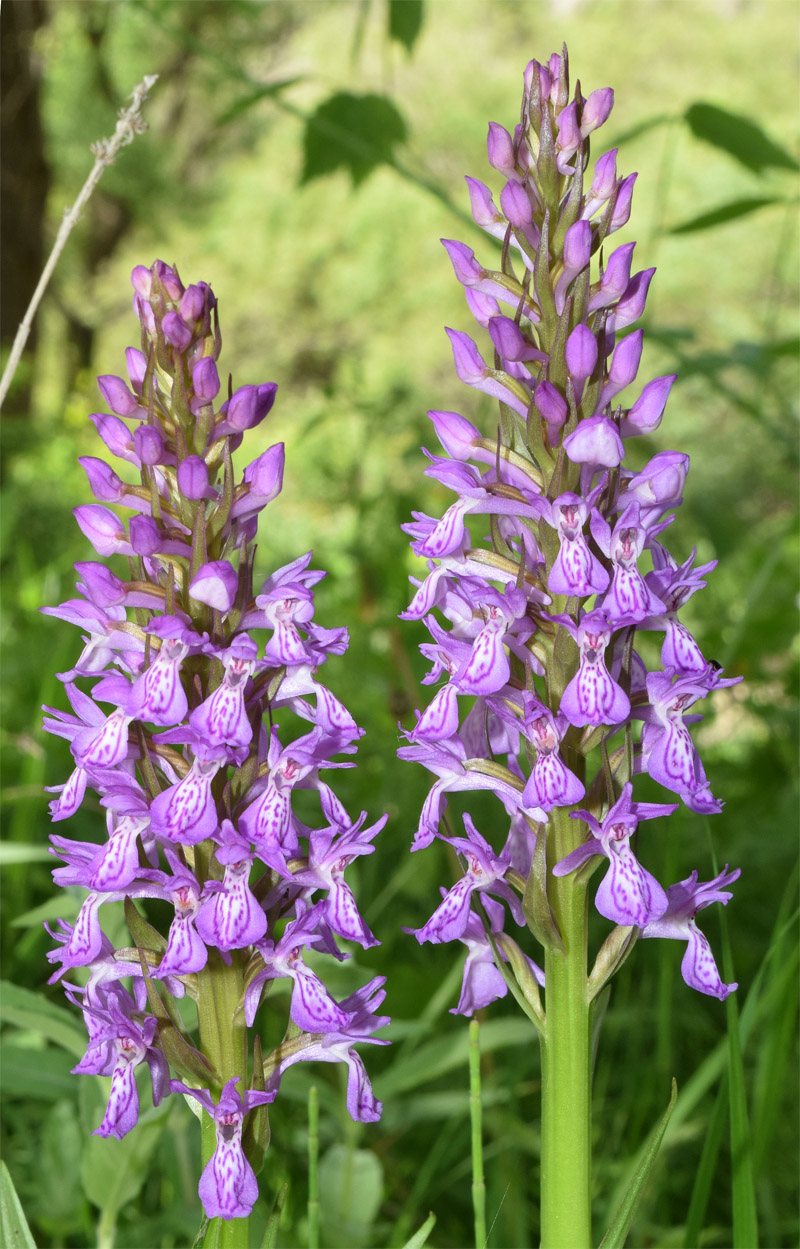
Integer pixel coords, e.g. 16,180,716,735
469,1019,487,1249
540,805,592,1249
308,1085,320,1249
197,921,249,1249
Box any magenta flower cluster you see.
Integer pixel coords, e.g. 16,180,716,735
400,49,740,1006
43,261,388,1221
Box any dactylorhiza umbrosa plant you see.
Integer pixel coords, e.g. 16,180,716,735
42,261,388,1244
398,48,741,1247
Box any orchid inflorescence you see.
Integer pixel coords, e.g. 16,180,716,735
43,261,388,1222
399,46,740,1017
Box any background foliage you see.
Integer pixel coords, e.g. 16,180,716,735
1,2,797,1247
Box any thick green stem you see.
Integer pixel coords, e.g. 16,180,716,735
197,929,249,1249
540,805,592,1249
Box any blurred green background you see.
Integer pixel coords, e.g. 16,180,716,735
1,2,797,1246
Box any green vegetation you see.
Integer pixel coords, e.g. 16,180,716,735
1,2,797,1246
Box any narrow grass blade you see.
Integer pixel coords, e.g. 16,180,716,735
469,1020,486,1249
683,1076,728,1248
308,1086,319,1249
401,1212,437,1249
0,1161,36,1249
722,921,758,1247
599,1079,678,1249
260,1182,288,1249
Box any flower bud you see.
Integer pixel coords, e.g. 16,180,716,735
487,122,517,179
192,357,221,404
590,149,618,201
465,177,504,233
221,383,278,434
621,375,676,437
562,415,624,467
589,242,635,313
609,268,655,330
90,414,138,464
73,505,130,557
79,456,127,503
565,324,598,384
609,172,637,233
563,219,592,272
555,101,580,153
129,514,160,555
188,560,239,612
428,410,482,460
534,380,568,432
152,260,184,301
489,316,530,362
97,374,142,417
600,329,643,405
130,266,152,298
500,180,533,228
621,450,690,519
134,424,168,466
178,455,216,500
162,312,193,352
580,87,614,136
125,348,147,394
464,289,500,327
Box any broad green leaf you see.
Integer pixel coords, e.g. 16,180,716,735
41,1099,84,1222
684,102,799,173
401,1211,436,1249
318,1144,383,1249
301,92,407,186
12,887,83,928
0,1041,76,1099
670,196,784,234
388,0,424,52
0,1162,36,1249
80,1090,172,1219
0,980,86,1056
599,1079,678,1249
0,842,50,865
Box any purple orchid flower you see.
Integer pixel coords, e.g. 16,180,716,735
642,867,741,998
170,1078,276,1220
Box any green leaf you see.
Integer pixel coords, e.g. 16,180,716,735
0,1041,76,1099
388,0,424,52
318,1144,383,1249
215,77,304,126
401,1211,436,1249
0,980,86,1056
0,842,50,865
260,1181,288,1249
0,1161,36,1249
685,103,799,173
683,1077,728,1249
300,92,408,186
80,1090,172,1219
669,196,784,234
599,1078,678,1249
